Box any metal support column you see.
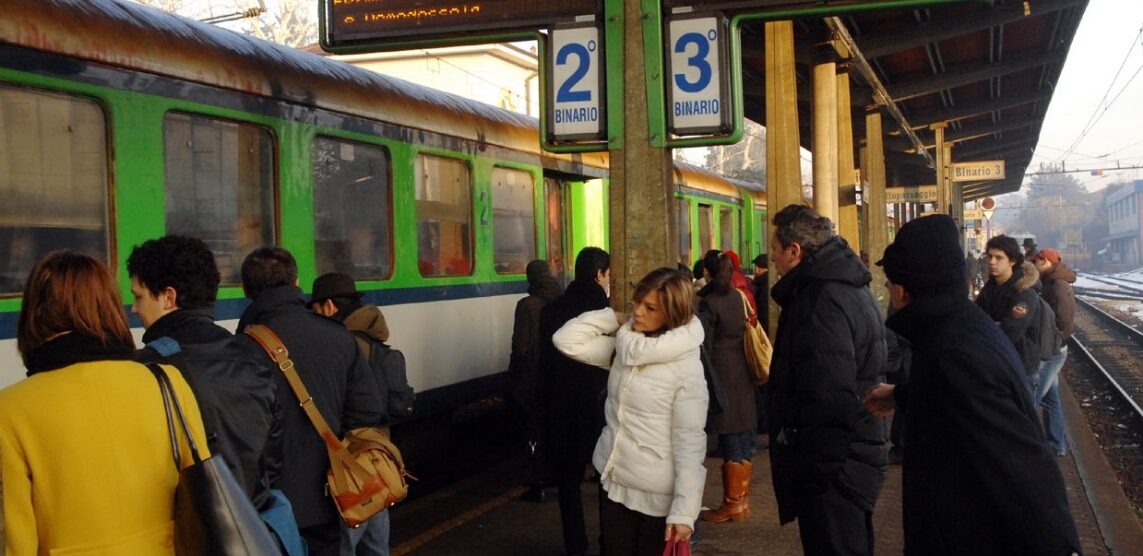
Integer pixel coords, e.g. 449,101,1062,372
932,122,948,214
608,0,673,310
765,19,802,333
863,109,889,310
813,44,839,224
836,66,859,250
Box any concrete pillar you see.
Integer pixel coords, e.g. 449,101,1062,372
836,67,859,250
812,46,839,224
863,109,889,311
608,0,674,310
765,20,802,333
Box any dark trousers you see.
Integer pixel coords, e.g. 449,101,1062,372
300,520,342,556
600,492,667,556
555,459,590,555
797,484,874,556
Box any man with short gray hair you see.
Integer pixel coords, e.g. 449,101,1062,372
767,204,887,556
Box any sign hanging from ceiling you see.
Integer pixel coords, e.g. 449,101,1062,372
666,14,731,136
322,0,601,50
951,160,1005,182
547,23,606,142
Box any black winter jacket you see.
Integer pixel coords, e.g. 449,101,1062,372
768,237,887,524
888,287,1080,555
237,286,385,528
137,309,282,510
539,279,610,466
976,261,1042,376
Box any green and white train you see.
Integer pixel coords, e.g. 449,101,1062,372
0,0,767,423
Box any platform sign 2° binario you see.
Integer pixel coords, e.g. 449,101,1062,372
666,14,731,136
547,23,606,142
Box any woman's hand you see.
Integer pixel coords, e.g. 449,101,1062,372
665,523,693,542
614,311,628,326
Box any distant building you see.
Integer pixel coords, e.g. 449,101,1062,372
1103,180,1143,268
306,43,540,117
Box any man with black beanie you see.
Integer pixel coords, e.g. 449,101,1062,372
539,247,610,556
864,215,1080,556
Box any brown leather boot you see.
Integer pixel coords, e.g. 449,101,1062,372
702,460,751,522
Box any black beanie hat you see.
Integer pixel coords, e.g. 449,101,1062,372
877,214,965,290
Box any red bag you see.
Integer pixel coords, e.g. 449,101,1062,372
662,538,693,556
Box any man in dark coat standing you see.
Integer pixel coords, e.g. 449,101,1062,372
129,235,283,518
510,260,564,502
238,247,385,555
767,205,887,556
540,247,610,556
977,234,1042,394
865,215,1080,556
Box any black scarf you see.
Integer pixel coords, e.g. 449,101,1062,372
24,332,135,377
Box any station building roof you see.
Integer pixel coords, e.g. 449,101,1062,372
736,0,1089,201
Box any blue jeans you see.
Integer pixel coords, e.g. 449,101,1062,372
1035,347,1069,455
719,431,757,463
341,510,390,556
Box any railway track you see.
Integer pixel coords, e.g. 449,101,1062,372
1069,298,1143,517
1072,299,1143,420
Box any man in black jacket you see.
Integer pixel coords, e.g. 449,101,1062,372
540,247,610,556
976,234,1042,395
128,236,282,512
767,205,887,556
865,215,1080,555
238,246,385,555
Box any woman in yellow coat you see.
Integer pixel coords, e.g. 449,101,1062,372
0,251,209,555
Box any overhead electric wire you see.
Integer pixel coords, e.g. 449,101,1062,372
1056,24,1143,162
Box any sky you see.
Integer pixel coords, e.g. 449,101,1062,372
1025,0,1143,194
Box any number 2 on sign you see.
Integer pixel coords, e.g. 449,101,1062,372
556,41,595,103
674,29,716,93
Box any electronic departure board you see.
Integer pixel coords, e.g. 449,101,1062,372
323,0,601,48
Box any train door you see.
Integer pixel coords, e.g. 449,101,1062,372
719,205,738,257
544,175,572,284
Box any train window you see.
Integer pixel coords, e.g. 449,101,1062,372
0,86,110,296
676,198,692,268
416,154,473,277
163,113,275,285
698,204,714,252
719,206,735,256
491,167,536,275
544,177,569,281
312,137,392,280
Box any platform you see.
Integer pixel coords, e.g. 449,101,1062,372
390,380,1143,555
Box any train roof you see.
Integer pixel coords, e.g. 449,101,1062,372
672,161,765,202
1,0,607,167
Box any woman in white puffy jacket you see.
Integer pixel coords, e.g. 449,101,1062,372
553,267,708,555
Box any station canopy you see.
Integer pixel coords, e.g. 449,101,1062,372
736,0,1087,201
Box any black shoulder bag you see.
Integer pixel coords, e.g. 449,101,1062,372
148,364,281,556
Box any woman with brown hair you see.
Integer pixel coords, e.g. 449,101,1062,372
553,267,707,556
697,251,758,524
0,251,209,555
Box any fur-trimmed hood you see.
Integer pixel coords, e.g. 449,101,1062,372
1011,261,1039,292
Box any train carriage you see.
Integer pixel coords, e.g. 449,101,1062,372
0,0,766,462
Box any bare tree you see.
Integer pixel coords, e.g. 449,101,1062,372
704,119,766,185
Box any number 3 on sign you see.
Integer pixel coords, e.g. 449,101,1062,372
667,15,729,136
548,24,605,141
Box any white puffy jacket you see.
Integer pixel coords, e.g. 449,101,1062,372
553,308,708,527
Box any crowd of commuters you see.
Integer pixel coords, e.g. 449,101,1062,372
0,205,1085,556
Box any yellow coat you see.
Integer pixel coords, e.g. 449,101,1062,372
0,361,210,555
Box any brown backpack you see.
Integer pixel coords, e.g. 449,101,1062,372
245,324,412,527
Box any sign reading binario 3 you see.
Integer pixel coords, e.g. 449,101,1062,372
666,15,731,136
547,23,606,142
